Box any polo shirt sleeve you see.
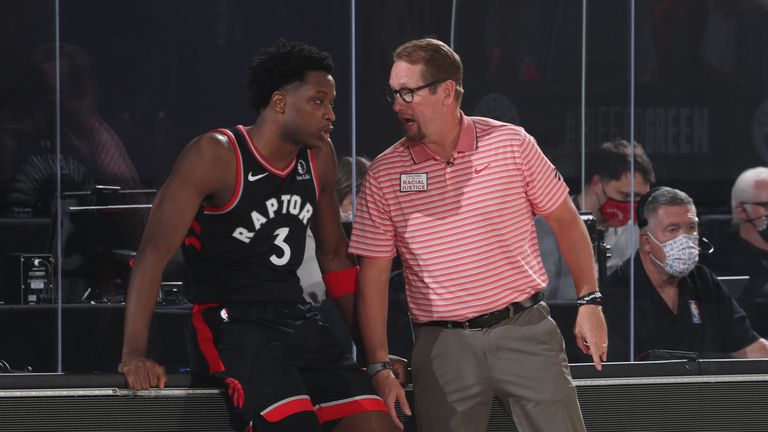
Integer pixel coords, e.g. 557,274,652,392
348,172,397,259
518,130,570,216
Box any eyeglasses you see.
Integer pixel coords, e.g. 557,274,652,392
744,202,768,210
384,79,447,104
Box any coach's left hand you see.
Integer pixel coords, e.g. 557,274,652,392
574,304,608,370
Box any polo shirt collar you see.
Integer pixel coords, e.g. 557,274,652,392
407,111,477,164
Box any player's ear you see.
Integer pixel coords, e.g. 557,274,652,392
271,91,286,113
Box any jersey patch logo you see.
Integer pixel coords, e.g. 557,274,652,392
248,172,269,182
688,300,702,324
296,160,311,180
400,173,428,192
220,307,229,322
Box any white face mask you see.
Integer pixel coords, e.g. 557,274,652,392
648,233,700,278
340,209,354,223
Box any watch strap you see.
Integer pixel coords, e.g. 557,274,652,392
367,361,393,377
576,290,603,306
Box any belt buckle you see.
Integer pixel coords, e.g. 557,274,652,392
448,320,479,330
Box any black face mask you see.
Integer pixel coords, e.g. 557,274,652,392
746,216,768,243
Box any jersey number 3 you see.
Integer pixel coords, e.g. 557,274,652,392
270,227,291,266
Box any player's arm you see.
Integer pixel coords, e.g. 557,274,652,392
543,195,608,370
119,132,235,390
310,141,359,331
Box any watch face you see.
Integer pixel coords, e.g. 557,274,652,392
367,361,393,377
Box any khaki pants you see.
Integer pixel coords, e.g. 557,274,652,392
412,302,585,432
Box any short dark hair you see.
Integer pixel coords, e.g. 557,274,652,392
585,140,655,187
393,38,464,104
246,40,334,112
637,186,694,229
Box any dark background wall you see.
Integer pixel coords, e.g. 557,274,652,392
2,0,767,208
1,0,768,371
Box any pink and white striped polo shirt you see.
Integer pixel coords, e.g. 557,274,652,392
349,113,569,322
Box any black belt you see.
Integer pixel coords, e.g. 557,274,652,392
423,292,543,330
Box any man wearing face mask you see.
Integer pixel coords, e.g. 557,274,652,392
602,187,768,362
538,140,655,301
708,167,768,337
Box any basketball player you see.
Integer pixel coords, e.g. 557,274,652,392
119,40,398,432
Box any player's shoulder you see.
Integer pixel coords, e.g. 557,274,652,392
171,128,237,173
186,128,236,156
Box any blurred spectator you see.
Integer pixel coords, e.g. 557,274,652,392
0,43,142,214
298,155,371,305
538,140,655,301
708,167,768,337
603,186,768,361
336,156,372,225
642,0,737,83
0,43,144,301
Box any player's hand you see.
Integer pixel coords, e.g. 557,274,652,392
574,304,608,370
389,356,409,386
118,356,167,390
372,369,411,430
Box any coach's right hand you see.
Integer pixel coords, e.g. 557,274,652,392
373,369,411,430
118,356,167,390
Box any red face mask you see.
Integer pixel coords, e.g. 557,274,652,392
599,199,638,227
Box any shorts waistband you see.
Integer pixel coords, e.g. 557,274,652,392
421,292,543,330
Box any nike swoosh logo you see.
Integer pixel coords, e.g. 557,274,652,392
474,164,491,174
248,172,269,181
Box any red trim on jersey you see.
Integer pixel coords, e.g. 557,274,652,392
191,304,225,374
184,236,202,250
260,395,315,423
314,396,387,424
237,124,296,178
189,219,202,235
308,148,320,200
204,128,243,214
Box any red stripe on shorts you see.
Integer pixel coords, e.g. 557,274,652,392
260,395,315,423
191,304,225,374
315,396,387,424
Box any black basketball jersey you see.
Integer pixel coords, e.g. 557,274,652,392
182,125,319,303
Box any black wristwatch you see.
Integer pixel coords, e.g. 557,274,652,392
367,361,393,378
575,291,603,307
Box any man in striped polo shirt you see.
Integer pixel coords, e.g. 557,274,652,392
349,38,608,432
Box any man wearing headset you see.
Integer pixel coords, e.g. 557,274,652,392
602,186,768,361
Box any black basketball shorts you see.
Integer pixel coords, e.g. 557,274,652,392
191,302,385,431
